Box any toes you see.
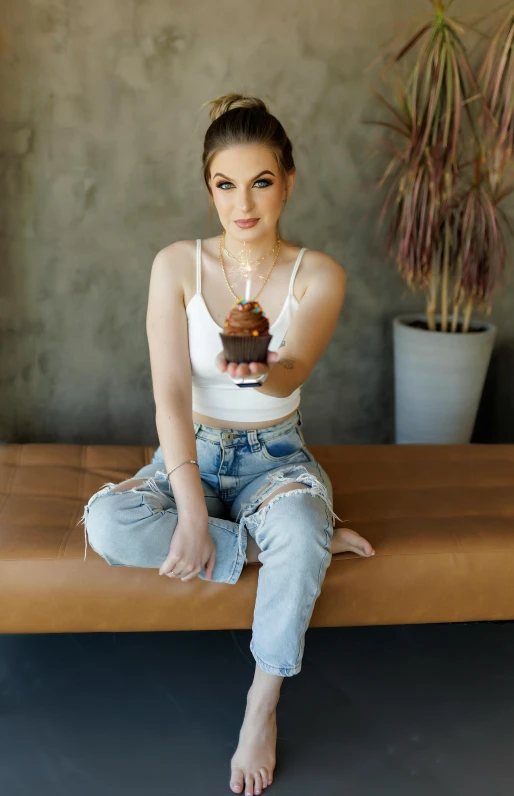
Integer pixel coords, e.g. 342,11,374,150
230,767,244,793
245,772,254,795
253,771,263,794
351,537,374,556
347,535,374,557
356,543,374,557
360,538,375,555
260,768,270,787
334,528,375,557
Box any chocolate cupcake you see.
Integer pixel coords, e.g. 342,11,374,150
219,298,272,363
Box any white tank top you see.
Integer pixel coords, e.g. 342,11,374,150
186,239,306,422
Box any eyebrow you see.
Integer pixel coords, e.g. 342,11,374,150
213,170,276,181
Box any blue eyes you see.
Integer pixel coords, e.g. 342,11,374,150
215,179,273,190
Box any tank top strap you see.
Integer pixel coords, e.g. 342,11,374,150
196,239,202,295
288,247,307,297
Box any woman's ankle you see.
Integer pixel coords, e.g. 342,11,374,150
246,684,281,714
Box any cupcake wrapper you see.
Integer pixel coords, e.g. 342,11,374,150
219,333,272,363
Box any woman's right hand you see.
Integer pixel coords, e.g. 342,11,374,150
159,518,216,582
215,349,279,379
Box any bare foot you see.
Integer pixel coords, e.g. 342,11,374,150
331,527,375,557
230,699,276,795
245,527,375,564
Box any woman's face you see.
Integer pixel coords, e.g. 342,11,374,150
208,145,295,240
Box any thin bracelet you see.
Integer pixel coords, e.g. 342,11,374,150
166,460,199,479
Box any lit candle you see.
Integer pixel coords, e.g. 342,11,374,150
245,276,252,302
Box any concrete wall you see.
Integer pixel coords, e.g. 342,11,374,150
1,0,513,446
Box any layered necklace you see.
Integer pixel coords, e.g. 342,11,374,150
218,229,281,302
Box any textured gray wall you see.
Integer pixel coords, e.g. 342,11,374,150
1,0,513,446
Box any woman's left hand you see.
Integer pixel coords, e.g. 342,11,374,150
215,349,279,380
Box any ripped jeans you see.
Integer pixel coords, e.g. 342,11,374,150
79,408,342,677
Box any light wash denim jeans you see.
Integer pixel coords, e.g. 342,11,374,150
79,408,342,677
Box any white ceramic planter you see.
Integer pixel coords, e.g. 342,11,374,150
393,314,497,444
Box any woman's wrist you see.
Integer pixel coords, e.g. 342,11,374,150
179,513,209,530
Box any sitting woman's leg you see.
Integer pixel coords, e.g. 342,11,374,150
247,483,334,677
78,464,247,584
229,473,336,795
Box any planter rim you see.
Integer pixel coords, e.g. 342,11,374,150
393,313,496,336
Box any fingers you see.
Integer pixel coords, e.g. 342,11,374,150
171,566,204,581
226,361,249,378
180,569,201,582
161,558,215,582
249,360,273,375
215,352,228,372
217,349,279,377
204,551,216,581
160,558,199,581
162,561,186,578
159,556,181,577
165,568,190,580
226,362,268,378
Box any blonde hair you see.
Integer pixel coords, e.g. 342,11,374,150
200,93,295,232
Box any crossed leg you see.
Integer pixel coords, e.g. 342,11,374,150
110,478,374,561
245,482,374,563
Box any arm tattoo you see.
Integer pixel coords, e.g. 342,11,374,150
278,357,295,370
279,338,286,348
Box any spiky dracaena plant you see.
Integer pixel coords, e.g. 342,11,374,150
368,1,514,333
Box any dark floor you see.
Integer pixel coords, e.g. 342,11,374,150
0,621,513,796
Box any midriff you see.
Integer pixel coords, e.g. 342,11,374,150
192,408,297,431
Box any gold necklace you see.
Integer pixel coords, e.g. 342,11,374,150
218,230,281,302
222,237,280,266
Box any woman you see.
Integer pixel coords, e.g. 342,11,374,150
80,93,375,796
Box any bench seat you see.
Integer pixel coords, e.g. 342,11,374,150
1,442,513,634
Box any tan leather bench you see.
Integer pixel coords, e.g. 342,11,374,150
1,442,513,634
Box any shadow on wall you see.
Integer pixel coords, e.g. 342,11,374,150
473,344,514,443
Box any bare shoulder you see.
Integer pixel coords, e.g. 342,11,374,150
302,247,346,276
150,239,197,300
153,238,195,272
300,248,347,294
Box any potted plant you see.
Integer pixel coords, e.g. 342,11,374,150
368,1,514,443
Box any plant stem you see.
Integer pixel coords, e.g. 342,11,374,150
451,254,463,332
427,250,438,331
462,297,473,333
441,218,450,331
451,302,460,332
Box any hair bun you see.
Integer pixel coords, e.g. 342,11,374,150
202,93,269,122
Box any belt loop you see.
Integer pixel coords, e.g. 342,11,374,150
247,429,261,452
297,407,303,427
193,420,201,434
